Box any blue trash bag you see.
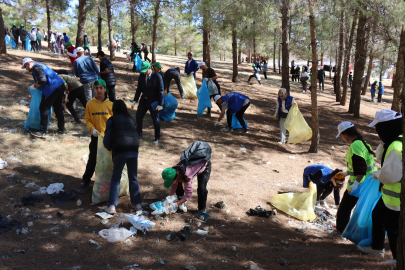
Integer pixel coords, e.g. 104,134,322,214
134,54,142,71
23,88,52,130
342,175,382,246
150,201,164,215
229,113,248,129
5,35,11,45
197,80,212,117
10,38,16,48
26,37,31,51
159,93,178,122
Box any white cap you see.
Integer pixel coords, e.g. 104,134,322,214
21,58,34,69
368,109,402,127
76,47,84,52
214,95,222,103
198,61,206,67
84,33,87,35
188,52,193,55
336,121,354,138
141,41,144,44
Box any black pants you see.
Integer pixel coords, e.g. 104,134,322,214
207,81,221,115
263,71,267,79
14,37,19,49
372,197,400,259
295,74,300,82
301,79,308,91
318,80,324,91
377,94,382,103
226,102,250,129
136,100,160,140
66,86,87,122
317,184,333,201
291,74,295,81
248,75,261,85
144,52,151,62
106,84,116,102
21,37,26,50
36,40,41,51
83,135,98,184
165,71,184,97
30,40,36,52
39,84,65,132
175,161,212,211
336,190,358,233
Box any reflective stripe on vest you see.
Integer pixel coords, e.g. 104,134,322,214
347,164,376,177
381,138,402,208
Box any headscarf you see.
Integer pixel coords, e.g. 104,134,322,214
375,117,402,148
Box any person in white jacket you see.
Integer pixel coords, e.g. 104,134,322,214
358,109,402,265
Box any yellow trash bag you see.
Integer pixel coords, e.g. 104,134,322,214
181,75,197,99
269,182,317,222
284,104,312,144
91,134,129,205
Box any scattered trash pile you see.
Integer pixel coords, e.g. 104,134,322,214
286,206,337,235
247,206,276,217
150,195,180,215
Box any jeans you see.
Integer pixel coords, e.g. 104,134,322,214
30,41,36,52
377,93,382,103
207,81,221,115
67,85,87,122
84,46,91,57
248,75,261,84
136,100,160,140
21,37,26,50
144,52,151,62
165,71,184,97
263,71,267,79
371,92,375,102
371,197,399,259
336,190,358,233
318,80,324,91
176,161,212,211
317,184,333,201
39,84,65,132
291,74,295,81
106,84,116,102
52,43,57,53
36,40,41,51
14,37,18,49
83,136,98,184
226,102,250,129
83,81,96,102
108,156,142,207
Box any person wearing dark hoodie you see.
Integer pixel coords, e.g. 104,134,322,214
130,42,142,72
19,24,27,50
163,66,185,99
358,110,403,265
11,23,19,49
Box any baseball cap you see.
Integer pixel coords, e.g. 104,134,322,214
84,33,87,35
21,58,34,69
252,64,255,67
368,109,402,127
198,61,206,67
65,41,72,46
140,61,151,73
76,47,84,52
162,168,176,188
336,121,354,138
214,95,222,103
13,23,16,26
21,24,24,27
153,62,162,69
188,52,193,55
141,41,144,44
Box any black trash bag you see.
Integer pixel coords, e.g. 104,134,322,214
166,231,188,241
15,195,44,206
51,190,77,204
247,206,275,218
0,215,21,234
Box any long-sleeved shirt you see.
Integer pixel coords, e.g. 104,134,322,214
74,56,99,84
32,65,47,86
59,74,82,92
273,98,297,118
85,97,113,135
66,46,78,66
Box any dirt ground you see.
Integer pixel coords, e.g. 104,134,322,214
0,45,397,270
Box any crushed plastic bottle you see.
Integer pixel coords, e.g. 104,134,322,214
196,229,208,235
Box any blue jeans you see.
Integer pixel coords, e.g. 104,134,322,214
108,156,142,207
371,92,375,102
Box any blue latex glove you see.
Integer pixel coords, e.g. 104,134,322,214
349,181,359,193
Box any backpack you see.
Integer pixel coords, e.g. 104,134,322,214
180,141,211,169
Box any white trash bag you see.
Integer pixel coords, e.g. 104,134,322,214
99,227,135,242
46,183,64,194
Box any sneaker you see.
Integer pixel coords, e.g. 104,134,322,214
358,245,384,259
278,141,285,144
130,203,143,211
181,95,186,100
73,119,82,124
31,131,47,138
78,182,90,194
105,205,116,214
221,127,232,132
385,259,396,265
179,202,187,213
152,139,159,145
196,209,211,221
138,134,143,140
302,90,306,93
320,200,329,208
243,127,248,133
58,129,66,135
328,230,342,238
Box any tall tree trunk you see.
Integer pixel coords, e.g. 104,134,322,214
206,31,211,67
232,29,238,82
151,0,160,63
362,22,376,95
278,43,281,74
97,0,102,51
46,0,51,50
392,27,405,112
336,10,344,102
76,0,87,47
340,11,358,106
238,39,241,65
253,20,256,62
174,28,177,56
398,83,405,270
130,0,136,42
308,0,319,153
0,7,6,55
105,0,115,60
379,55,385,82
273,28,276,72
281,0,290,94
348,9,369,117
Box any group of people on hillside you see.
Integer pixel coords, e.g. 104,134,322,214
6,23,42,51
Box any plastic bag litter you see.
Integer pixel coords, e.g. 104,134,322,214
99,227,135,242
150,195,178,215
15,194,43,206
150,201,165,215
342,176,382,246
51,190,77,204
26,37,31,51
229,113,248,129
159,93,178,122
23,87,52,131
92,134,129,205
116,214,155,234
47,183,64,194
0,158,7,170
0,215,20,235
181,75,197,99
134,54,142,72
269,182,317,222
207,79,218,95
284,104,312,144
197,80,212,118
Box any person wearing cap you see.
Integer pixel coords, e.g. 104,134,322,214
162,66,185,99
184,52,199,80
11,23,19,49
317,66,325,92
50,32,57,54
58,74,87,124
214,92,250,133
140,42,151,62
64,42,78,66
83,33,92,57
103,100,141,214
97,51,116,102
22,58,66,137
303,165,345,208
357,110,402,264
330,121,376,237
377,81,384,103
130,42,142,72
247,64,262,85
273,88,297,144
161,144,212,220
370,80,377,102
30,27,37,52
79,79,113,193
198,61,222,116
36,27,42,51
74,47,100,102
152,62,164,78
131,61,164,145
19,24,27,50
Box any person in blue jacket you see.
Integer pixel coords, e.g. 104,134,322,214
247,64,262,85
377,81,384,103
213,92,250,133
370,80,377,102
22,58,65,138
62,32,69,44
184,52,199,79
303,165,345,208
131,61,164,145
273,88,297,144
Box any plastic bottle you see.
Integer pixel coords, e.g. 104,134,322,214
196,229,208,235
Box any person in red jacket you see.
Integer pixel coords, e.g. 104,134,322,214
64,42,78,67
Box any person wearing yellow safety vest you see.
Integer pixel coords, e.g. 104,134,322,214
330,121,376,237
358,110,402,265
